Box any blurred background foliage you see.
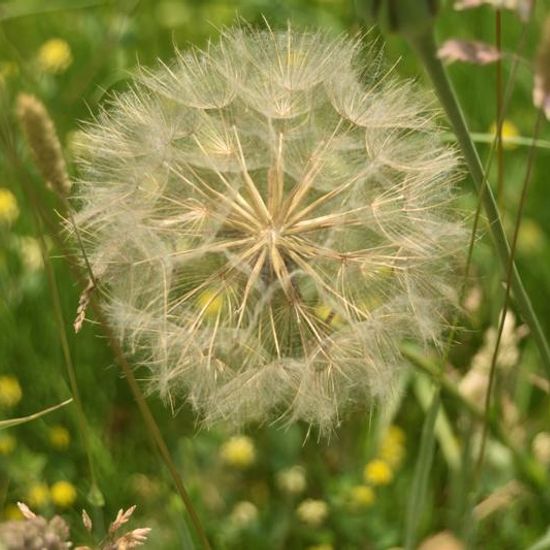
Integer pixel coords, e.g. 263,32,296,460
1,0,550,548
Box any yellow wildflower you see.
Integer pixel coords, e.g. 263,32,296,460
48,425,70,450
3,504,23,521
37,39,72,74
363,459,393,486
26,483,50,508
379,425,406,468
314,304,344,329
489,119,519,150
0,433,16,455
0,376,22,408
50,480,77,508
296,499,329,527
220,435,255,468
276,465,307,495
0,188,19,225
386,424,405,444
196,288,225,318
349,485,375,508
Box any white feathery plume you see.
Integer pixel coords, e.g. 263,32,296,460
71,22,465,434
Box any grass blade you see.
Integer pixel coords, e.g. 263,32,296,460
404,385,440,550
0,398,73,430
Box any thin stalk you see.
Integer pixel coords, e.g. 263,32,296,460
495,10,504,205
17,174,102,506
91,305,211,550
406,28,550,373
475,108,545,477
61,218,210,549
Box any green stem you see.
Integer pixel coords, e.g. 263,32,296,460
495,9,504,205
405,28,550,374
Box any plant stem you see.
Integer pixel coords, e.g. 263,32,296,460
405,28,550,374
495,9,504,205
92,304,211,550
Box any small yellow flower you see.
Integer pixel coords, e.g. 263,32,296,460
220,435,256,469
0,188,19,225
50,480,77,508
349,485,375,508
489,119,519,150
386,424,405,444
276,465,307,495
0,433,16,455
3,504,23,521
0,376,22,408
196,288,225,318
48,425,70,450
363,459,393,486
37,38,73,74
313,304,344,329
379,425,406,468
27,483,50,508
296,498,329,527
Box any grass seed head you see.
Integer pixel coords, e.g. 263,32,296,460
71,23,465,435
16,93,71,197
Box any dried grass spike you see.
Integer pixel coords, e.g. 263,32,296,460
112,527,151,549
74,277,96,333
16,93,71,197
109,505,136,535
82,509,93,532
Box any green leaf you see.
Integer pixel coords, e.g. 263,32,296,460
0,398,73,429
404,386,440,550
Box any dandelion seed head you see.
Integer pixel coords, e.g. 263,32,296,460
71,23,465,435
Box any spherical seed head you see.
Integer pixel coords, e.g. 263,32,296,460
72,23,465,435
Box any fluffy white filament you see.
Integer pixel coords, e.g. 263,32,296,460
72,24,465,434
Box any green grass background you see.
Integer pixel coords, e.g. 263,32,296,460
1,0,550,548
